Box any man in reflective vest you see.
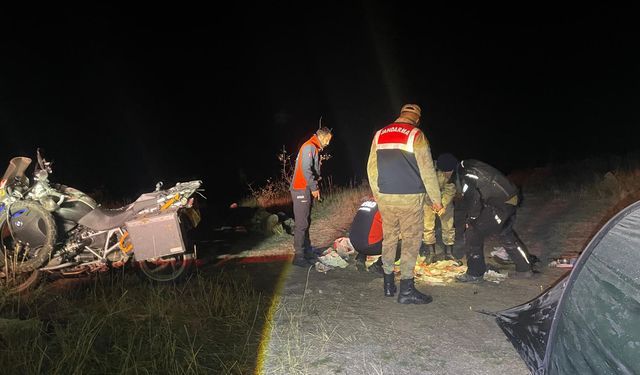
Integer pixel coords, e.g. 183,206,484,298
367,104,442,304
290,126,333,267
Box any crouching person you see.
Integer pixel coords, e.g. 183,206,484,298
454,159,534,283
348,198,401,275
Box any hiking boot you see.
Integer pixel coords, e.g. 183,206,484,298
512,270,534,279
455,273,484,283
292,256,313,268
367,257,384,277
383,272,396,297
304,248,320,262
443,245,455,261
421,243,437,264
397,278,433,304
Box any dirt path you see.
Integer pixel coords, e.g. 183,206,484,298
262,265,568,375
256,193,618,374
514,193,614,261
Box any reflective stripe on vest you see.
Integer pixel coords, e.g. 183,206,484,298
374,123,420,153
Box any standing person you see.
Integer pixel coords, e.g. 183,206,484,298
421,153,459,264
367,103,443,304
290,126,333,267
454,159,534,283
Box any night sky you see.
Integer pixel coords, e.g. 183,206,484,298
2,4,638,216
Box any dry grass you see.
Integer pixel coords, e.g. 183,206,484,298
0,271,271,375
509,154,640,201
309,182,372,247
240,166,372,252
230,181,372,257
247,179,292,210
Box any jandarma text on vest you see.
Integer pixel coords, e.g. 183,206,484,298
380,126,411,136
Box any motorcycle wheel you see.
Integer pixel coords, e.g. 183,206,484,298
137,253,195,283
0,201,56,293
0,270,43,294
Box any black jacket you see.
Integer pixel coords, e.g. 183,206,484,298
456,159,519,222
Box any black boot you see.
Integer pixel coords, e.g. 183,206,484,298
292,254,312,267
292,248,316,267
368,257,384,276
383,272,396,297
443,245,455,261
355,253,367,272
303,248,319,264
422,243,436,264
397,278,433,304
455,272,484,283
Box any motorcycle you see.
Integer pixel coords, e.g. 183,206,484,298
0,148,205,293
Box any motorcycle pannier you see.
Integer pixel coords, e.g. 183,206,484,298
125,211,186,261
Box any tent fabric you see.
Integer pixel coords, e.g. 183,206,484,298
494,200,640,375
494,276,567,373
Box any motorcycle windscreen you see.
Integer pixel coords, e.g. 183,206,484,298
1,157,32,182
494,275,567,374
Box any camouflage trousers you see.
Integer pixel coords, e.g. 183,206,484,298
376,193,424,279
423,203,455,245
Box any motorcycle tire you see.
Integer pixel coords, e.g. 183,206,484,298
136,252,195,283
2,270,43,294
0,200,57,274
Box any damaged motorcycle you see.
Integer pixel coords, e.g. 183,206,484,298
0,149,205,293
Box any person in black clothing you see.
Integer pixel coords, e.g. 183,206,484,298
349,198,400,275
453,159,534,283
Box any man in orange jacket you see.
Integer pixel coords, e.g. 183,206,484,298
290,126,333,267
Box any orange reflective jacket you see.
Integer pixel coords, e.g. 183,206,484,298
290,134,322,191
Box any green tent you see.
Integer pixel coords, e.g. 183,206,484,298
495,199,640,374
